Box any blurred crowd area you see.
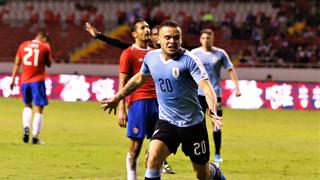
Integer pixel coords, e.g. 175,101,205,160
0,0,319,68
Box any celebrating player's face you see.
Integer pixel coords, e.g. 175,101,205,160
159,26,182,57
133,21,150,42
200,33,214,48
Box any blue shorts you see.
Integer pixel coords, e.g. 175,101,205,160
127,99,158,139
21,81,48,106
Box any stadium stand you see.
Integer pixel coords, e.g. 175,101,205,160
0,0,319,68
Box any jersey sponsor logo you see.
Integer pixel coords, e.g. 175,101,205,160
172,68,179,78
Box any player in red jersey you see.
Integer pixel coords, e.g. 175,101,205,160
115,19,158,180
10,32,53,144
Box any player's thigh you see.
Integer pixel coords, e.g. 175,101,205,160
181,121,210,165
21,83,33,104
127,100,153,139
31,81,48,106
151,120,180,155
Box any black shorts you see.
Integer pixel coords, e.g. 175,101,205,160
151,120,210,165
198,96,223,117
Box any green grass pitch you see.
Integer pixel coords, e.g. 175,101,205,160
0,98,319,180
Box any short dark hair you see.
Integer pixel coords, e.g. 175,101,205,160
130,19,146,32
36,31,50,42
200,29,214,36
159,20,180,30
151,25,160,31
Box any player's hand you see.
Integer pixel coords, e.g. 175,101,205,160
100,98,120,115
117,108,127,128
235,89,241,97
9,81,15,90
208,109,222,129
85,22,98,37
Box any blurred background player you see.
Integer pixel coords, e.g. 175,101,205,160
85,22,174,175
101,20,225,180
10,32,53,144
191,28,241,163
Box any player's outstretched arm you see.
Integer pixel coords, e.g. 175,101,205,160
85,22,131,50
228,68,241,97
10,56,21,90
100,72,149,114
198,79,222,127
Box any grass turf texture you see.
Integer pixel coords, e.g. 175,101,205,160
0,98,319,180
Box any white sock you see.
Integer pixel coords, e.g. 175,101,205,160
32,113,43,137
22,107,32,129
126,153,138,180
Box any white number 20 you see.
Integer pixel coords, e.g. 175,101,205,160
193,140,207,155
23,47,40,66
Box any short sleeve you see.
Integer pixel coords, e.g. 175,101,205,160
188,56,208,83
221,50,233,70
119,49,131,74
140,53,150,75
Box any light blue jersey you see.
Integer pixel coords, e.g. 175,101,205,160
140,49,208,127
191,46,233,97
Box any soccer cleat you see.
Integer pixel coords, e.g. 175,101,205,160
32,137,45,145
209,162,226,180
161,162,176,174
214,154,223,163
22,127,29,143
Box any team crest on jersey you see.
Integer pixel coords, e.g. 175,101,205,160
172,68,179,77
212,56,218,63
133,127,139,134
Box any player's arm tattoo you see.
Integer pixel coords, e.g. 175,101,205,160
118,73,148,99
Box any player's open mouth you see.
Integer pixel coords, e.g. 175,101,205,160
168,45,177,50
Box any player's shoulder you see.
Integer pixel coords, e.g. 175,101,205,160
20,40,31,47
145,49,161,58
190,47,202,54
213,46,228,55
182,49,201,61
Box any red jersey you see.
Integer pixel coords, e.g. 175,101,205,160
119,44,156,104
16,40,51,83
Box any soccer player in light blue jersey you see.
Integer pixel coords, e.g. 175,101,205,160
101,20,225,180
191,29,241,163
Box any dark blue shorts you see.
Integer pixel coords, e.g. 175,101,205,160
21,81,48,106
127,99,158,139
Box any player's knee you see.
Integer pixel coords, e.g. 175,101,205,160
129,140,143,157
146,154,162,169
